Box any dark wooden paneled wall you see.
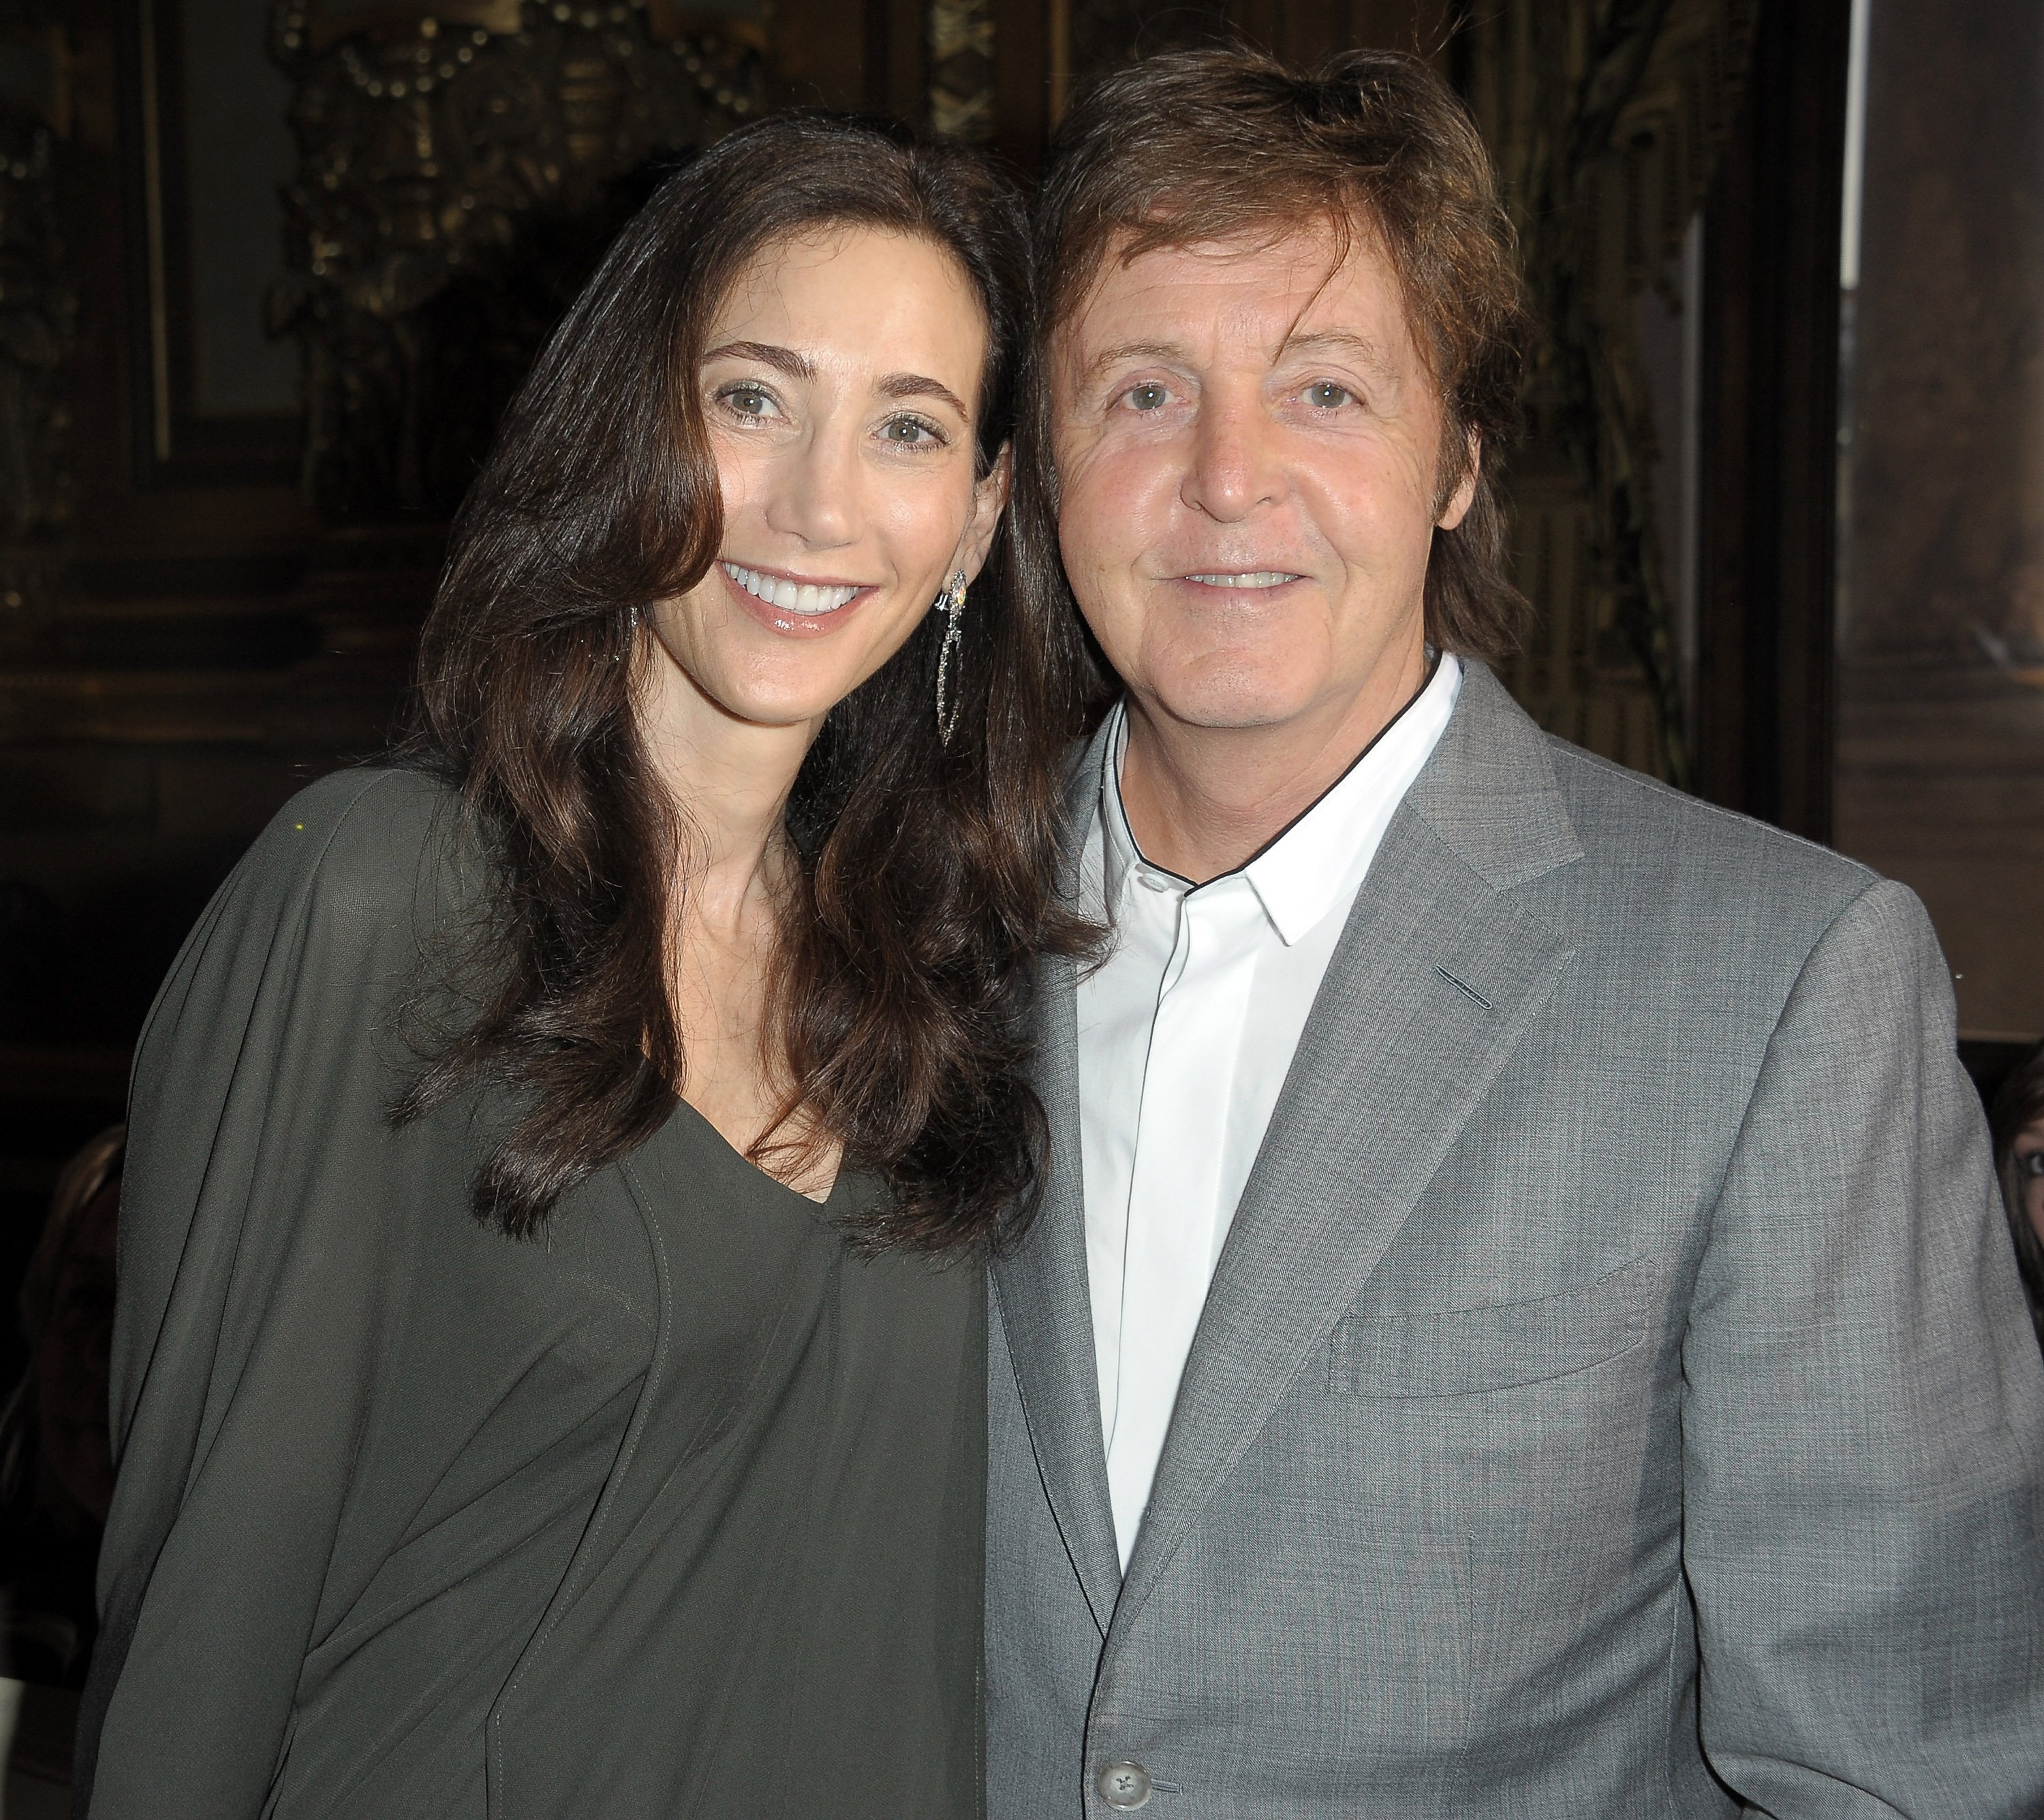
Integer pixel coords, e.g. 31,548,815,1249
1693,0,1852,842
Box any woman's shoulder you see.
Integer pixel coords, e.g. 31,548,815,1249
262,764,463,863
236,765,486,961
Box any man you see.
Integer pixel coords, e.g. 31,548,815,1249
987,46,2044,1817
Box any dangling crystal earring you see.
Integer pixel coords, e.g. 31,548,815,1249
614,604,640,662
933,569,967,744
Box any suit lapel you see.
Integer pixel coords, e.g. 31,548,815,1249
990,719,1124,1631
1111,665,1584,1631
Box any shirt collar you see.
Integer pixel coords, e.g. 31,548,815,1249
1097,709,1143,913
1096,653,1463,945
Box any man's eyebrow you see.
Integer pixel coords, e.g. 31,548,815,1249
1079,332,1398,386
701,340,816,379
1280,329,1399,377
878,372,970,417
1081,339,1188,384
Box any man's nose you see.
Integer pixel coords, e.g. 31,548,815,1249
764,426,860,548
1179,397,1282,523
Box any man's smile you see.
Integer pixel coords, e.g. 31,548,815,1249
1179,570,1305,589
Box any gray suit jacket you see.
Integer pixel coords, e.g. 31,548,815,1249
987,664,2044,1817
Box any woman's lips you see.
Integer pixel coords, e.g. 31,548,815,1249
718,560,874,637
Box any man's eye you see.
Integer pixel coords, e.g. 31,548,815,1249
1124,382,1168,412
1305,381,1353,408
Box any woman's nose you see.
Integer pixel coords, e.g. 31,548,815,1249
764,426,861,549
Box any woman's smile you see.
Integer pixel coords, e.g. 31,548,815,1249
718,559,874,636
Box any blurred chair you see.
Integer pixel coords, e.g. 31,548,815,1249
0,1123,123,1814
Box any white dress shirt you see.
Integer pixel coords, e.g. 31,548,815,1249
1077,655,1462,1568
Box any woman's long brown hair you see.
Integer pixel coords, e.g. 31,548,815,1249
395,113,1096,1248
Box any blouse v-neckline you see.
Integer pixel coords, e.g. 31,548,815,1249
664,1093,850,1211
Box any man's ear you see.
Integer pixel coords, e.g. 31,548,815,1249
958,444,1014,584
1437,429,1481,531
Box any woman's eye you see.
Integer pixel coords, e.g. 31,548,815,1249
1305,380,1353,409
2020,1150,2044,1179
718,384,777,419
881,415,944,448
1122,382,1169,412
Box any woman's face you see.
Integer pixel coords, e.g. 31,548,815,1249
2017,1115,2044,1246
647,225,1009,735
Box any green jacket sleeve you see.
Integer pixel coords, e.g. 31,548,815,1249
79,768,464,1819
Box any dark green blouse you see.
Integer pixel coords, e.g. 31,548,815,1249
78,769,986,1819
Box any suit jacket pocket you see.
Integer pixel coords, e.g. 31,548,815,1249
1329,1256,1651,1398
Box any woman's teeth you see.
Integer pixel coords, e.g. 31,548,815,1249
1186,571,1301,589
722,562,861,615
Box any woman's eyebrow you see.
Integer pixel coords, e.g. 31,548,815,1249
878,373,969,416
700,345,965,418
702,339,815,377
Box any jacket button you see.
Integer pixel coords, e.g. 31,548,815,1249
1096,1760,1153,1809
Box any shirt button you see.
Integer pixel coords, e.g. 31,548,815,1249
1137,871,1172,891
1096,1760,1153,1808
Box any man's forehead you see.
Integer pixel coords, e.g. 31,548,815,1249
1059,222,1414,371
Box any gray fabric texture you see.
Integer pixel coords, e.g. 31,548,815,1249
987,662,2044,1817
80,767,987,1820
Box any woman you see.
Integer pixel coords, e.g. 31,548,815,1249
1990,1041,2044,1352
79,114,1091,1818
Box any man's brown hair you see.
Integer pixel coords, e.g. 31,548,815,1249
1027,44,1532,662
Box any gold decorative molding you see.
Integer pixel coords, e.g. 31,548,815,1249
927,0,992,141
299,0,525,52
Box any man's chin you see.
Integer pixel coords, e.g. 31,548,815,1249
1134,679,1323,738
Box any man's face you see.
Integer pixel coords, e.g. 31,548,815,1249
1051,223,1474,747
2017,1115,2044,1247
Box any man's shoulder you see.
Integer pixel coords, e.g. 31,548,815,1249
1539,732,1875,927
1427,666,1883,963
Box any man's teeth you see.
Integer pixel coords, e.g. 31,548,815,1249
722,562,860,615
1186,571,1300,589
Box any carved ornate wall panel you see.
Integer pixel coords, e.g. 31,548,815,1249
928,0,993,138
0,3,76,641
268,0,769,519
1462,0,1759,785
